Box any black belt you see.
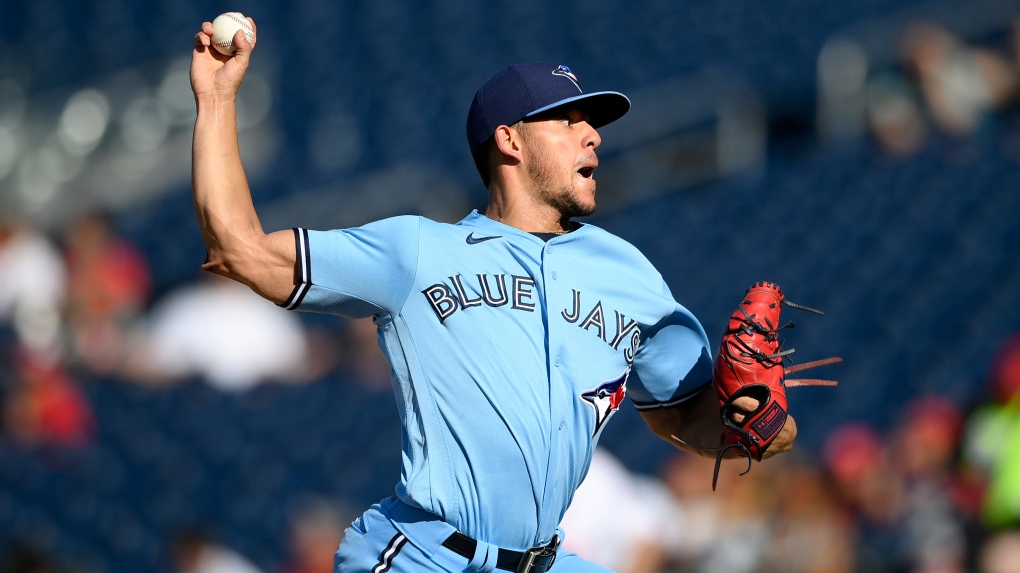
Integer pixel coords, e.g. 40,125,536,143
441,531,558,573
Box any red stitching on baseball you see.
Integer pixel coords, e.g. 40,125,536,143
226,14,253,37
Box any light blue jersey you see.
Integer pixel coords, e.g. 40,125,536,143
283,210,712,552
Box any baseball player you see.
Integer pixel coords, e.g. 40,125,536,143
191,18,796,573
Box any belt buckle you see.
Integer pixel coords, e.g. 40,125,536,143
516,547,540,573
516,538,557,573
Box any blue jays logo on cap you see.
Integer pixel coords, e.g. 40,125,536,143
551,65,582,92
581,369,629,438
466,61,631,155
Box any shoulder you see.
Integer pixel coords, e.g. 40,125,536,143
309,214,482,249
576,223,659,273
312,215,425,246
578,223,643,252
361,214,424,233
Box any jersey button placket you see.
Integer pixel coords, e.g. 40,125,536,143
545,247,560,370
539,241,562,535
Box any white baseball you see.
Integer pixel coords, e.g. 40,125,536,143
211,12,254,55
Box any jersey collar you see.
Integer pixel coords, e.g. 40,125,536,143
459,210,587,244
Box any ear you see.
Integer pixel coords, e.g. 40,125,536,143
493,124,525,162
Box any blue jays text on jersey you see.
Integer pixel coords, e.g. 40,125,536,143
280,210,713,553
422,278,642,365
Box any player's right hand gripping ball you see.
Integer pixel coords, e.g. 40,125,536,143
711,281,839,489
211,12,254,55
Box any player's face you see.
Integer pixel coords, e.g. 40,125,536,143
519,108,601,218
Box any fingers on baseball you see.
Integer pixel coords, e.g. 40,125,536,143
234,19,256,51
195,26,211,48
231,32,256,61
194,23,216,53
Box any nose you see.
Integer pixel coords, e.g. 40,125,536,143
582,121,601,150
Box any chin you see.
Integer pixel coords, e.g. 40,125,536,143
570,195,598,218
576,188,597,212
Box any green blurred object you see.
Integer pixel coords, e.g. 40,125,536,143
969,401,1020,529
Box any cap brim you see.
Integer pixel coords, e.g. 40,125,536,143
524,91,631,129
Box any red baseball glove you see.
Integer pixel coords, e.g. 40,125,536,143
711,281,840,489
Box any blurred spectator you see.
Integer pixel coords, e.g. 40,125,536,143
763,455,855,573
962,334,1020,531
866,74,929,158
0,220,67,358
127,274,311,392
979,529,1020,573
901,21,1017,137
890,396,968,573
893,397,963,481
823,423,909,573
658,453,780,573
985,334,1020,406
278,498,349,573
171,529,264,573
658,453,724,569
62,212,151,375
560,447,668,573
696,461,776,573
2,350,94,448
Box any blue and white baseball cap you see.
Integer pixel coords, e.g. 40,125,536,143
466,62,631,154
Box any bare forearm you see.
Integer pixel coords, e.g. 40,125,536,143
190,96,295,303
192,95,262,274
640,385,724,458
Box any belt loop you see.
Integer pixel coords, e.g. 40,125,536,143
469,539,498,573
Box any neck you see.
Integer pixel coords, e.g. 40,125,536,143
484,179,573,233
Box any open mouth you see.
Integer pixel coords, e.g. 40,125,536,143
577,166,596,179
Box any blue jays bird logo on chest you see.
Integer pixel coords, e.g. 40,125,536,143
581,369,629,438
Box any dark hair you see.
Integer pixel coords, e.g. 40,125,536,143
472,137,497,189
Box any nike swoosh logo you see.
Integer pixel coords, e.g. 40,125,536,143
466,233,502,245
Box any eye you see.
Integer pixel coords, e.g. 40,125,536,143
560,111,589,126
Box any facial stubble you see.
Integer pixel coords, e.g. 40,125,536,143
520,126,597,219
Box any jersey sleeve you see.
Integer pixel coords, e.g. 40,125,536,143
279,215,421,318
627,282,713,410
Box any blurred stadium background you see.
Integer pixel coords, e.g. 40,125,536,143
3,0,1020,572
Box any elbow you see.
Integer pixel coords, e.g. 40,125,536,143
200,258,233,280
198,231,296,307
648,420,675,443
200,238,256,283
198,219,267,275
640,409,680,443
200,247,238,279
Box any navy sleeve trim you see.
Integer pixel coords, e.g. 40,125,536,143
631,379,712,411
280,227,311,310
